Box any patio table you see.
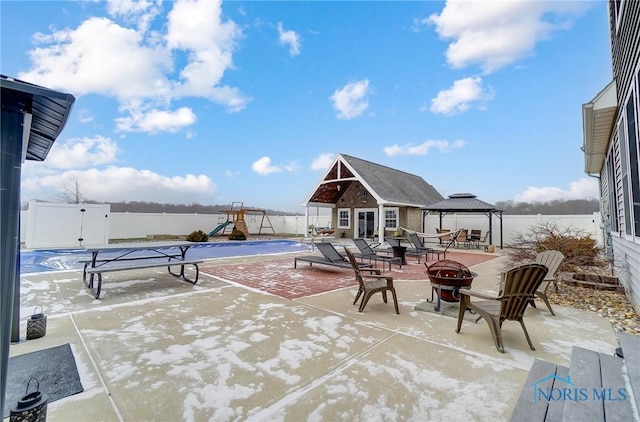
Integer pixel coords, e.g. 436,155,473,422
81,241,202,299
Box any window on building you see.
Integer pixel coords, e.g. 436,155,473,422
338,208,350,229
384,208,398,229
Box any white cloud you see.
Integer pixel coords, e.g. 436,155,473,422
77,109,95,124
427,0,591,73
252,156,281,175
311,153,336,170
106,0,162,33
251,156,297,176
18,0,248,134
514,178,599,203
21,166,217,204
384,140,465,157
277,22,301,56
283,162,300,173
430,77,492,115
329,79,371,119
46,136,120,169
24,16,172,99
115,107,197,133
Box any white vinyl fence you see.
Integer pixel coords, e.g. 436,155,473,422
20,201,602,249
19,201,331,249
422,213,603,248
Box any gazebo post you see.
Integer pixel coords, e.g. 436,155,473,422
489,214,493,246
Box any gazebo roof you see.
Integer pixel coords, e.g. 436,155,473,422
1,74,75,161
423,193,501,212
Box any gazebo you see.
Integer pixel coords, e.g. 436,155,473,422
1,75,75,414
422,193,504,249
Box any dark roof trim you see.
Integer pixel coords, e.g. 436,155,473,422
423,193,502,212
1,75,75,161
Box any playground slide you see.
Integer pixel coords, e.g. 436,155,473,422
208,221,232,236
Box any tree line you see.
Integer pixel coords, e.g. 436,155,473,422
495,199,599,215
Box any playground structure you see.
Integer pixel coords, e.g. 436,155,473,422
209,202,275,238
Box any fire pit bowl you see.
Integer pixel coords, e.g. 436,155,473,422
426,260,477,302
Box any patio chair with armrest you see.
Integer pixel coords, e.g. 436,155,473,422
455,263,548,353
344,247,399,314
454,229,469,248
530,250,565,315
352,238,402,270
468,229,482,248
477,231,491,250
435,228,451,245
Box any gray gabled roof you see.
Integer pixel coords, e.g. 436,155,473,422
341,155,443,207
1,75,75,161
423,193,500,212
304,154,444,207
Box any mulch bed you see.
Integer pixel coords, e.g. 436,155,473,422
200,251,497,299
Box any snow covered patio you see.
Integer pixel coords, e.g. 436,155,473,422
9,249,619,421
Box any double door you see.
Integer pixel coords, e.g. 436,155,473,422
356,209,377,239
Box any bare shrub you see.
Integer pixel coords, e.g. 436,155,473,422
506,221,605,272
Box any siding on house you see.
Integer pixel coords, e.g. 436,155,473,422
610,1,640,104
588,1,640,312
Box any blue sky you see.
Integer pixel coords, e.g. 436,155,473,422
2,0,612,213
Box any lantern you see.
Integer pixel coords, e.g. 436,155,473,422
10,377,47,422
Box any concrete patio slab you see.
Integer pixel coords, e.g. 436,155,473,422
6,251,621,421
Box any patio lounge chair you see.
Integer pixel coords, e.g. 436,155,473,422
407,232,444,262
352,238,402,270
380,233,426,264
455,263,548,353
294,242,371,269
530,250,565,315
344,247,399,314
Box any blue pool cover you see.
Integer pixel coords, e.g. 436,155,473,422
20,240,312,274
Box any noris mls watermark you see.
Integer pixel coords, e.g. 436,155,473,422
530,374,629,403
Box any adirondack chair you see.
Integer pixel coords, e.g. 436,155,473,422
344,247,399,314
530,250,565,315
456,263,548,353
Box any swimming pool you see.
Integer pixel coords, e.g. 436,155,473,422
19,240,312,274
